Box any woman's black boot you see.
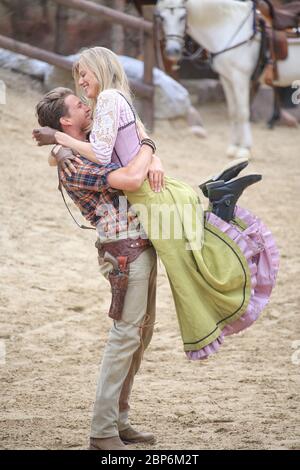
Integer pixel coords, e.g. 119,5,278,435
206,174,262,222
199,158,249,198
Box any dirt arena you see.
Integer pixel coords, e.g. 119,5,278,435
0,68,299,450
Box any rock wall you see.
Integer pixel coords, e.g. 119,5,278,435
0,0,140,55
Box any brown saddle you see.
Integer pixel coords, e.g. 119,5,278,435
256,1,300,85
258,0,300,30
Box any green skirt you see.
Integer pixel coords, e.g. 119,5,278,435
125,177,252,353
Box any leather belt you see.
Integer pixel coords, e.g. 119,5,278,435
95,237,152,265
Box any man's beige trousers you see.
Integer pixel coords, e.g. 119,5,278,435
91,247,157,438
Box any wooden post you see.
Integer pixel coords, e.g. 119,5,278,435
54,4,69,54
112,0,125,55
141,5,155,131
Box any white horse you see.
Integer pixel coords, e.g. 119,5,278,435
155,0,300,158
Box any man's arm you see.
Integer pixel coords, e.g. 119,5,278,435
107,144,153,192
52,141,163,193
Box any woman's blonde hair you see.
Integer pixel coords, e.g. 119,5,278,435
73,46,146,134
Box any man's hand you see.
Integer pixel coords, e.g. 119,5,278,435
53,146,82,177
32,126,58,146
148,154,165,193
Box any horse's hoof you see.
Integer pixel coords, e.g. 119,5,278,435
236,147,251,160
189,126,207,138
226,145,239,158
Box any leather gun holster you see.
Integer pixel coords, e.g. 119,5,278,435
95,237,152,321
106,254,129,321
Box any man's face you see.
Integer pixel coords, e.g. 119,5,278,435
62,94,92,133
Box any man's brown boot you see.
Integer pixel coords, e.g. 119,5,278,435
119,425,156,445
89,436,128,450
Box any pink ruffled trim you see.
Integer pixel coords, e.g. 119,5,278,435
186,206,280,361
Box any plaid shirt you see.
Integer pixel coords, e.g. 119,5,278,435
59,157,145,242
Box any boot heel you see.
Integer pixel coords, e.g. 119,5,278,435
207,174,262,223
199,158,249,197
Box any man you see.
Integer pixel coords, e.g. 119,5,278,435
34,87,164,451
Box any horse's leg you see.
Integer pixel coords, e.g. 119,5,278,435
268,88,281,129
250,81,260,122
186,105,208,138
219,75,239,158
232,73,252,159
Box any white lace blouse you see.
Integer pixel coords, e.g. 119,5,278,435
89,89,141,167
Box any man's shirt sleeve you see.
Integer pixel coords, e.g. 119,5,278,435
61,161,120,192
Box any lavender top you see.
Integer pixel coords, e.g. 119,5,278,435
89,89,141,167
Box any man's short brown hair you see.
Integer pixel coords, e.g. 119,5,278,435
36,87,73,131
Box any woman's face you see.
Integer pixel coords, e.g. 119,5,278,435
78,65,99,99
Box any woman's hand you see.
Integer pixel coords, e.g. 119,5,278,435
53,146,82,177
148,154,165,193
32,127,58,146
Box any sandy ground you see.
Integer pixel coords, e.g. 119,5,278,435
0,68,299,451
